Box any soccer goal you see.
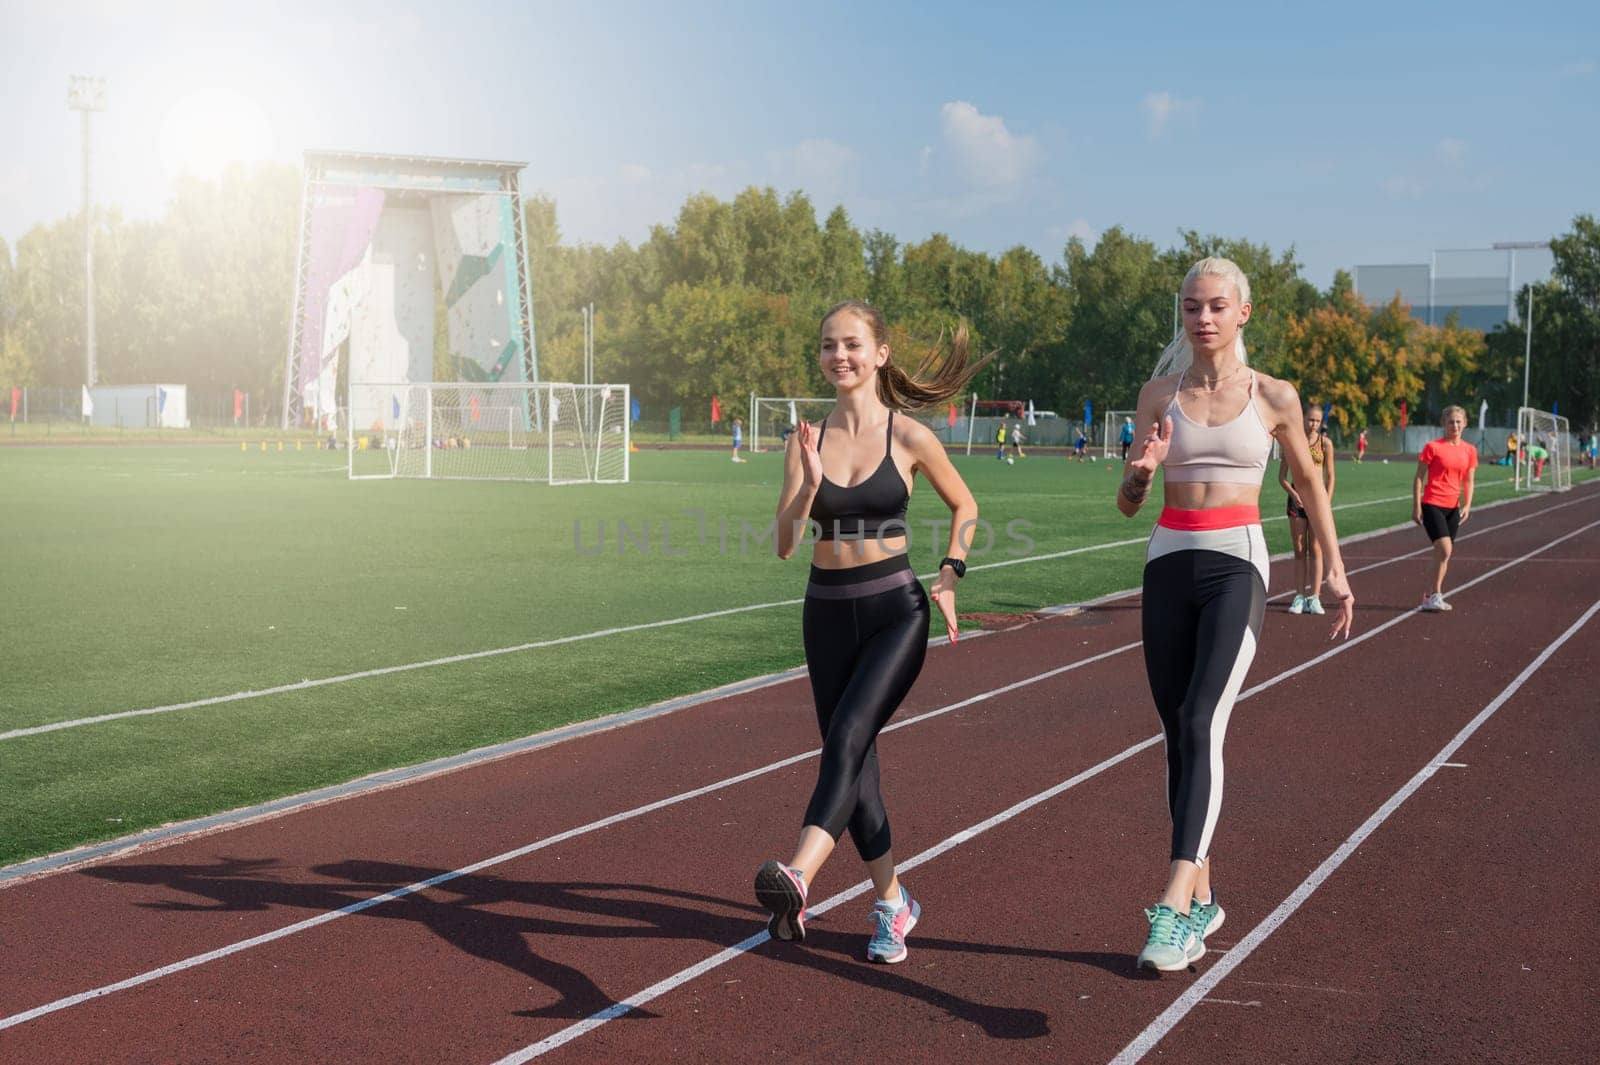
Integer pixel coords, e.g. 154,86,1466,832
750,395,836,452
347,382,630,483
1515,406,1571,492
1102,410,1138,459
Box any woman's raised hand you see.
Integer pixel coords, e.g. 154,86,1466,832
1129,416,1174,475
796,421,823,487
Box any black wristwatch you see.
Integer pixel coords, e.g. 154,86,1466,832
939,556,966,579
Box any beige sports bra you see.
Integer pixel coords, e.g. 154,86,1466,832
1163,372,1274,485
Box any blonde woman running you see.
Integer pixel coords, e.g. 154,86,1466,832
1117,258,1355,972
1278,404,1336,614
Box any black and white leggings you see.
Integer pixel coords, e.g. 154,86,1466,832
1141,525,1268,865
801,555,929,862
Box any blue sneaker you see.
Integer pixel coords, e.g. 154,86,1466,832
1189,895,1225,942
755,861,808,943
866,886,920,964
1138,904,1203,972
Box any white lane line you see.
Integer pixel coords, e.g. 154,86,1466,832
4,487,1586,884
1110,595,1600,1065
489,513,1600,1062
491,736,1167,1065
4,497,1591,1031
17,485,1564,741
0,640,1141,1032
1262,486,1600,604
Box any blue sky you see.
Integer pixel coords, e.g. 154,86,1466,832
1,0,1594,287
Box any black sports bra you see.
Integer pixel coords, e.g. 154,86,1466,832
809,413,911,541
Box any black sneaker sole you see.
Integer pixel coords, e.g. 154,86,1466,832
755,861,805,944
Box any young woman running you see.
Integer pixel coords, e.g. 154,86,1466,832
1413,405,1477,612
1117,258,1355,973
1277,404,1336,614
757,300,988,965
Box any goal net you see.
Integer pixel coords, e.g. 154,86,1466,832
1515,407,1571,492
1102,410,1138,458
750,395,835,452
346,382,630,483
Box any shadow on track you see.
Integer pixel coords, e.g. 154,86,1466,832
81,857,1051,1037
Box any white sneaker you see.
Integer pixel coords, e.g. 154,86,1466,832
1288,594,1306,615
1421,593,1453,612
1305,596,1325,615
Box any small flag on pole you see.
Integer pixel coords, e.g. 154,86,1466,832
631,396,641,423
711,396,722,424
788,399,799,426
470,394,480,422
1478,398,1488,431
82,385,94,419
1399,400,1408,430
1026,400,1037,427
233,389,244,422
9,387,18,420
391,395,401,420
947,403,957,428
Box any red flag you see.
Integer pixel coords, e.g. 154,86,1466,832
711,396,722,424
233,389,243,420
947,403,957,428
9,387,18,420
1399,400,1408,430
470,394,480,422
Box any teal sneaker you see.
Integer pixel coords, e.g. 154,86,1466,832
1287,594,1306,615
1138,904,1203,972
866,886,921,964
1189,895,1226,942
1305,596,1326,615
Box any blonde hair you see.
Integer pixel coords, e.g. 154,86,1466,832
1441,404,1467,423
821,300,995,413
1151,257,1253,379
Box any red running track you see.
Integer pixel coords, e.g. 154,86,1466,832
1,487,1596,1064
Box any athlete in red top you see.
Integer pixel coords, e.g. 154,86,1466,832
1412,405,1477,612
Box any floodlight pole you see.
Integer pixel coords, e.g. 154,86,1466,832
1522,286,1533,410
1493,242,1549,411
67,76,106,388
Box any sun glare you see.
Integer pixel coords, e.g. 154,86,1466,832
157,89,277,179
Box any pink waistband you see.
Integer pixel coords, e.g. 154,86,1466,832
1157,504,1261,531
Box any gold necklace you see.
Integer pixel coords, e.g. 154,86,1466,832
1182,362,1244,392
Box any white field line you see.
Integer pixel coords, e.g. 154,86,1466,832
487,512,1600,1062
4,488,1591,889
0,641,1139,1032
7,484,1583,742
5,507,1590,1035
1110,595,1600,1065
4,489,1590,884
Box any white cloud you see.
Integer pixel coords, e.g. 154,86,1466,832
768,138,857,189
1437,138,1467,166
939,101,1038,189
1067,217,1097,243
1143,91,1201,138
1382,175,1427,199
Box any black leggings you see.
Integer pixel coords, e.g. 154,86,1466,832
1141,548,1266,864
801,556,929,862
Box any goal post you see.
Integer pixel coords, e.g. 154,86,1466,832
750,395,835,452
347,381,629,483
1515,406,1571,492
1102,410,1138,459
